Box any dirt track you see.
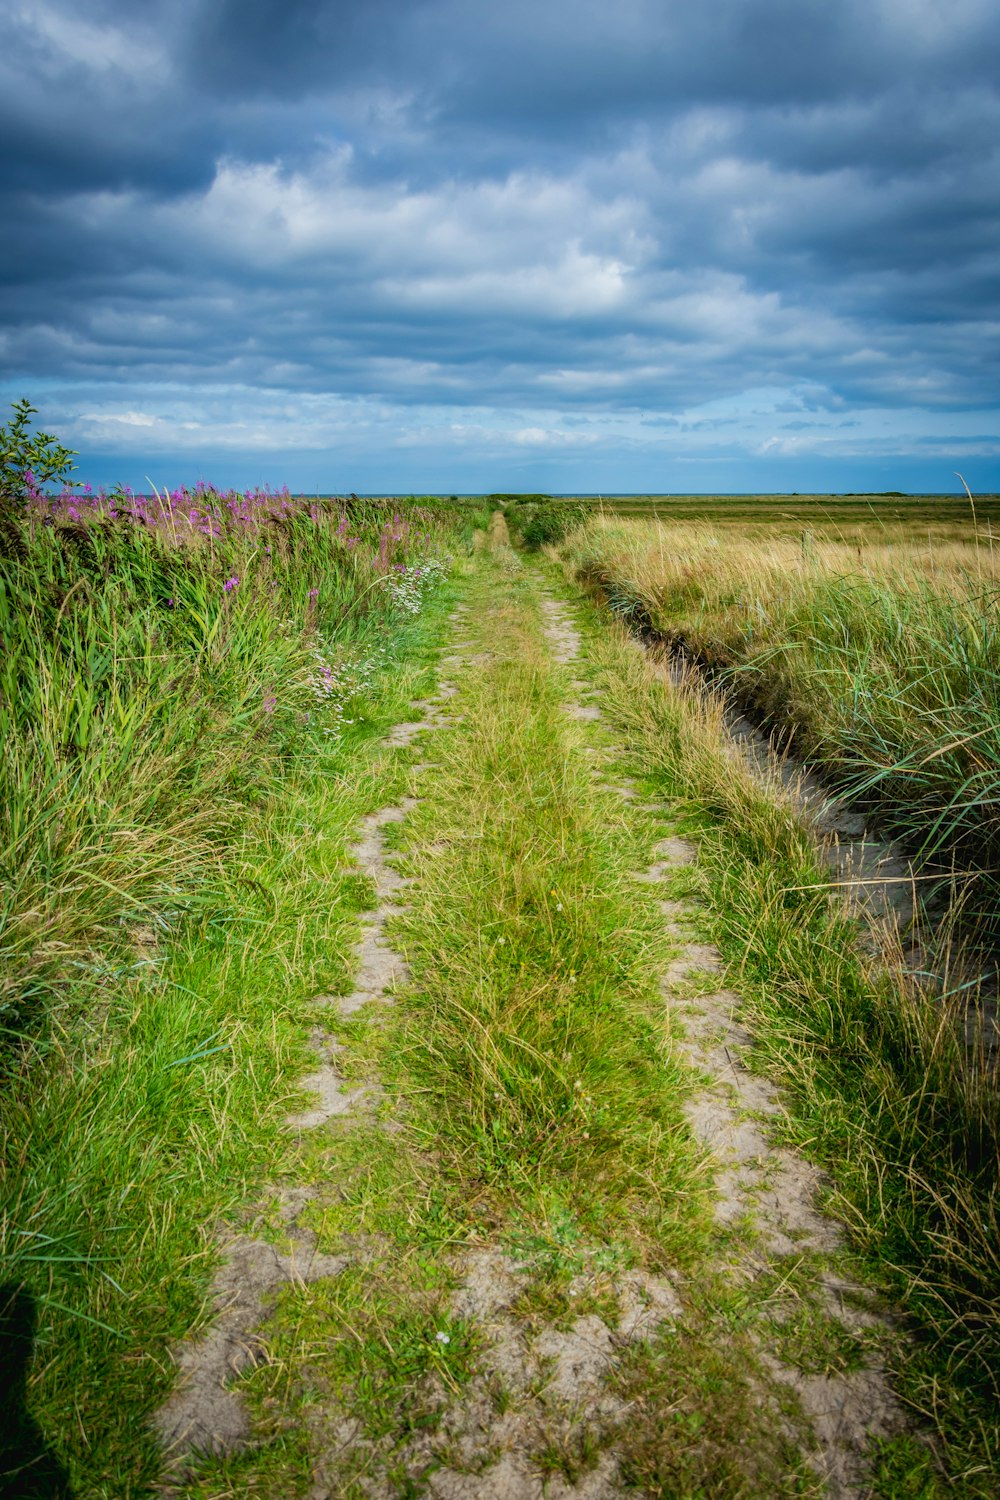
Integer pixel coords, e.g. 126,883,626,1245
154,560,911,1498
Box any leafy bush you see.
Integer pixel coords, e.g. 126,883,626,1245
0,398,77,504
507,498,588,551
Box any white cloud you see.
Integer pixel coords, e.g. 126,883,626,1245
512,427,576,446
81,410,158,427
2,1,998,490
15,3,162,75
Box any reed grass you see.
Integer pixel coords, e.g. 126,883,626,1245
0,496,457,1048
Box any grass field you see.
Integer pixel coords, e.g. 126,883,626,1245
451,491,1000,530
568,493,1000,527
554,505,1000,1491
3,476,1000,1497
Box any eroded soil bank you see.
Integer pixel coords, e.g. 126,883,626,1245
146,550,949,1499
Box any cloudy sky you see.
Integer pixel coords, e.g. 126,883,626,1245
1,0,998,494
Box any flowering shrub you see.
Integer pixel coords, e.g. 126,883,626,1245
25,476,301,538
3,406,456,762
382,556,450,615
309,641,392,738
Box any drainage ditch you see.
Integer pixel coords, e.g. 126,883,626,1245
584,580,999,1060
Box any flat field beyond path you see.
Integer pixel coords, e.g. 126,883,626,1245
147,548,977,1500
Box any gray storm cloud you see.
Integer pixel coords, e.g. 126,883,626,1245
1,0,997,490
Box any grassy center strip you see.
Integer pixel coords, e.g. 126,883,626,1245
390,565,705,1251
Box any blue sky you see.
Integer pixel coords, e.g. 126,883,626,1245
1,0,998,494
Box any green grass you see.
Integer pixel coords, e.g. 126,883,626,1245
193,559,717,1491
560,513,1000,947
389,566,708,1254
187,553,894,1497
0,492,468,1495
563,493,1000,527
613,1316,821,1499
563,584,999,1494
11,511,985,1493
0,497,464,1049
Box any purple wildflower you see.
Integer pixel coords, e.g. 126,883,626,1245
224,575,240,593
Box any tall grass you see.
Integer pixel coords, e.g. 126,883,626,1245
561,517,1000,944
0,491,453,1049
584,611,1000,1490
0,484,472,1492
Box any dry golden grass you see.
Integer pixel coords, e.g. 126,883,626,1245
561,515,1000,947
572,514,999,603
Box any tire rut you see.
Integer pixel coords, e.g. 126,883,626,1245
152,632,459,1484
540,587,908,1499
